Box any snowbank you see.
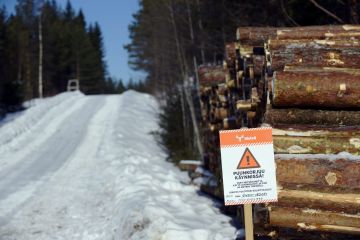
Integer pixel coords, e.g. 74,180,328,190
113,91,236,240
0,90,237,240
0,91,86,173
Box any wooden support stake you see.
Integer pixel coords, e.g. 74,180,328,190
244,204,254,240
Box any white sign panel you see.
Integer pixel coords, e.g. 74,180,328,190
219,127,278,205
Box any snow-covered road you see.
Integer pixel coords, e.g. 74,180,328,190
0,91,237,240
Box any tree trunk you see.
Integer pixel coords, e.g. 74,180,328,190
275,153,360,190
236,25,360,45
269,39,360,71
275,189,360,214
349,0,359,24
265,107,360,127
275,25,360,40
272,127,360,154
185,0,204,159
195,0,205,64
253,55,265,76
38,13,43,98
269,207,360,235
225,42,236,59
272,71,360,109
198,65,226,86
236,27,279,45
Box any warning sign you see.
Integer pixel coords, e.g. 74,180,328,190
219,127,278,205
238,148,260,169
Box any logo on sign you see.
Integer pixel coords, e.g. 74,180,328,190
237,147,261,169
235,135,256,142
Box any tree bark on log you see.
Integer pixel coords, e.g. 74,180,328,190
272,71,360,109
198,65,226,86
225,42,236,59
253,55,265,76
283,66,360,73
238,45,256,57
236,27,279,45
275,189,360,214
237,25,360,45
269,207,360,235
269,39,360,71
273,128,360,154
275,25,360,40
265,107,360,127
275,153,360,190
269,39,360,52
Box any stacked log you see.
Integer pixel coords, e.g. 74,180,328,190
198,25,360,239
269,154,360,237
198,63,236,199
265,26,360,155
262,25,360,238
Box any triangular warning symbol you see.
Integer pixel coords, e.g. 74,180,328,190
237,147,261,169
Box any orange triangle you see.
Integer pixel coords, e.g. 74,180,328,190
237,147,261,169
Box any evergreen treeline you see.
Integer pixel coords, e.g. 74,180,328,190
0,0,121,115
125,0,360,161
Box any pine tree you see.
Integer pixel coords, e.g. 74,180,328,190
14,0,38,100
87,22,107,93
116,79,126,93
0,7,6,106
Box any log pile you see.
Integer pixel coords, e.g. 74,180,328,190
198,25,360,239
263,25,360,238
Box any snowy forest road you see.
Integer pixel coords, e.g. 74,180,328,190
0,96,104,225
0,91,236,240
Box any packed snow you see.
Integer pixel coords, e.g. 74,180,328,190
0,91,237,239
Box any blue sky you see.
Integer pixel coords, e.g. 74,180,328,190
1,0,142,83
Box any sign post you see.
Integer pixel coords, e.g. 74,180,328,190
244,204,254,240
219,127,277,239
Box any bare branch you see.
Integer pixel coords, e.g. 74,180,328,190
280,0,300,26
349,0,359,24
309,0,345,23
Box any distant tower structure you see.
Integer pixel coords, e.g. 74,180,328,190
67,79,80,92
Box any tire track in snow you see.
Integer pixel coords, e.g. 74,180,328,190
0,96,105,225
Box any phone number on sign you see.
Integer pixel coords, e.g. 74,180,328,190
241,192,267,198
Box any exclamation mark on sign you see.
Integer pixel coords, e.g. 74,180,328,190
237,147,261,169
